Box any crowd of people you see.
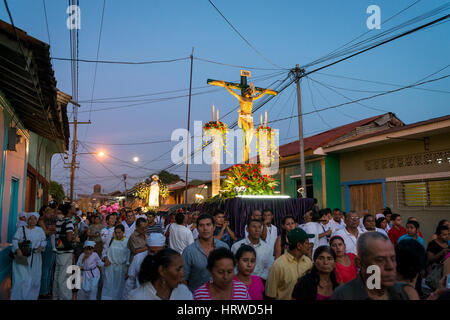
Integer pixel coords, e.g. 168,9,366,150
9,202,450,300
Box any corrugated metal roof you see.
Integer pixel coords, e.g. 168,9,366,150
0,20,70,149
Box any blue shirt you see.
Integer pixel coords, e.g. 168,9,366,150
182,238,229,292
213,225,231,247
398,234,425,247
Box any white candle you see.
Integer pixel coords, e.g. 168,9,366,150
216,109,219,123
212,105,215,121
265,111,267,127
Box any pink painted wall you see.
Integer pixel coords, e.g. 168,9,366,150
0,125,27,245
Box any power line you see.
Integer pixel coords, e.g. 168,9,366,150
76,70,284,103
303,13,450,76
306,0,423,68
42,0,52,56
51,56,190,64
206,0,286,70
306,77,332,128
84,0,106,142
269,74,450,124
315,72,450,95
308,76,389,114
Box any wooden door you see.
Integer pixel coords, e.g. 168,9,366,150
349,183,383,215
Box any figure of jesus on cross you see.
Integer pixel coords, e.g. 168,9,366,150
207,70,278,162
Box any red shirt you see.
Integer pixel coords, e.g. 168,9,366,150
335,253,357,284
388,226,407,245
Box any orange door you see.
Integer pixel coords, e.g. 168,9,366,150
349,183,383,215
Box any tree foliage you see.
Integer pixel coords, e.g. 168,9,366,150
49,181,65,203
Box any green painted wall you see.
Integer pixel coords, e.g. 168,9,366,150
312,161,323,208
325,154,342,209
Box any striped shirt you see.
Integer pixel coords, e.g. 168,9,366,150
193,279,250,300
55,217,74,253
146,222,164,235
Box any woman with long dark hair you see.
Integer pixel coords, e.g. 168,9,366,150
330,235,357,284
292,245,338,300
127,248,192,300
274,215,296,259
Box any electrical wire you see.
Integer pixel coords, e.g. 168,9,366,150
269,74,450,125
206,0,286,70
306,77,332,128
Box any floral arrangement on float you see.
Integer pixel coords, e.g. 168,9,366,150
256,112,278,163
203,105,228,152
221,163,278,198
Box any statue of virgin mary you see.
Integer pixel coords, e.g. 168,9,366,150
149,175,160,207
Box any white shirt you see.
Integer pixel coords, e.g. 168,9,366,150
128,282,193,300
301,222,321,255
358,226,388,237
265,224,278,256
188,225,199,240
122,220,136,238
135,214,147,220
317,222,331,247
168,223,194,254
244,224,278,252
123,251,148,298
331,228,360,255
329,218,346,234
231,237,273,280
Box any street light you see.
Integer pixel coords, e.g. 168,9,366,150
133,156,139,162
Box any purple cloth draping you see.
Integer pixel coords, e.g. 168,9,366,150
191,197,314,239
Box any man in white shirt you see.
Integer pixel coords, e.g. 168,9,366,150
122,211,136,238
262,210,277,258
331,211,361,255
359,214,388,237
231,219,272,280
168,212,194,254
134,207,147,220
300,210,321,259
329,208,346,234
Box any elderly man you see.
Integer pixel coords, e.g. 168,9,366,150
331,211,361,255
127,218,148,263
231,219,272,280
331,232,408,300
122,232,166,299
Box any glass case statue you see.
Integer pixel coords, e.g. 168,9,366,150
149,175,160,207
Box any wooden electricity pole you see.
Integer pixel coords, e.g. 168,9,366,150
184,47,194,206
294,65,306,197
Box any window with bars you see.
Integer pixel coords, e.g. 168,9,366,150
400,179,450,207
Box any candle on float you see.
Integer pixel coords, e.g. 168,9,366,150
260,114,263,126
212,105,215,121
265,111,267,127
216,109,219,123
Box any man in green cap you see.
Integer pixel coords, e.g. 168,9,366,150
265,228,314,300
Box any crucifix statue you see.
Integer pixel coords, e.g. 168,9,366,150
207,70,278,162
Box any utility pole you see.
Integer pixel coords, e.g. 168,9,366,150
294,65,306,197
123,174,128,206
67,101,90,203
184,47,194,207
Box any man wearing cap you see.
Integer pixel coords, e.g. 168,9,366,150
122,232,166,299
265,228,314,300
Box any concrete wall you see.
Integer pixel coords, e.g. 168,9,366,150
338,132,450,240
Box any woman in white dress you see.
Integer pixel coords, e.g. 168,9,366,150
76,241,104,300
127,248,192,300
11,212,47,300
101,225,130,300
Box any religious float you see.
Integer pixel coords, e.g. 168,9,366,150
191,70,314,237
